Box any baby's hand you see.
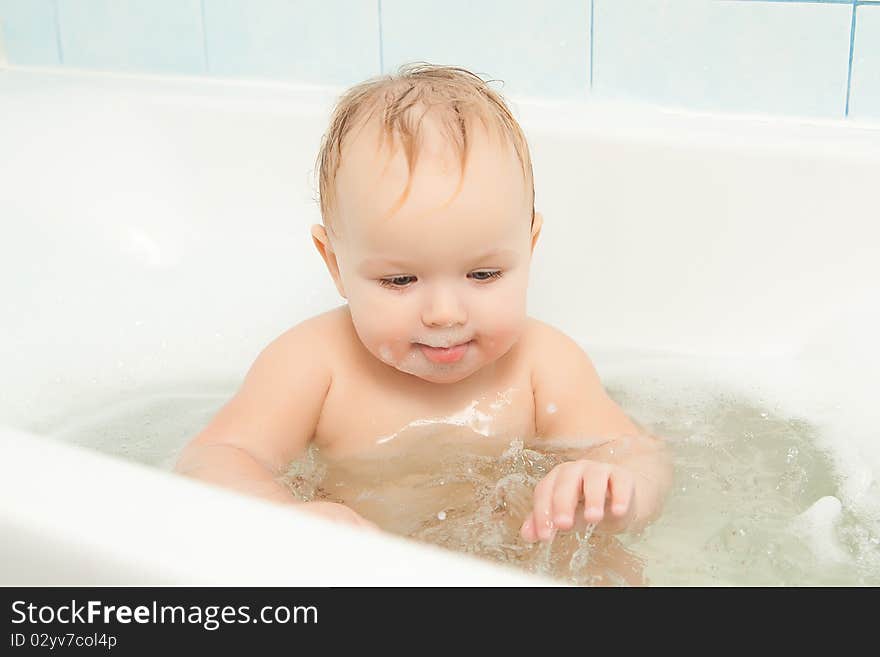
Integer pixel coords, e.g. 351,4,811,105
520,460,636,542
295,501,380,532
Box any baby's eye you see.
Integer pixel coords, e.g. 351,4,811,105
379,275,417,289
469,270,503,282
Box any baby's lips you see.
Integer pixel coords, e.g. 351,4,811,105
418,341,470,364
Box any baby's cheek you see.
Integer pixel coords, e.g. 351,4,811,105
481,324,523,361
348,294,412,355
474,298,527,358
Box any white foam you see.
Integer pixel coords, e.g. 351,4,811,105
788,496,849,565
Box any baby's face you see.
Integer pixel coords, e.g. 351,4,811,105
316,116,540,384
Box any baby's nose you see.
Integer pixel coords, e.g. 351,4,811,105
421,288,467,327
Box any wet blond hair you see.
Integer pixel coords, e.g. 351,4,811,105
316,63,535,232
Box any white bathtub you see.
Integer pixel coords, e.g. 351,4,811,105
1,67,878,585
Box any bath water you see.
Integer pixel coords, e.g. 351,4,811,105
47,361,880,586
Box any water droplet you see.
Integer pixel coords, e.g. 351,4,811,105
437,511,447,521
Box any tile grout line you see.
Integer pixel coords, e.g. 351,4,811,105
845,2,857,116
0,19,6,67
200,0,210,75
589,0,594,90
52,0,64,65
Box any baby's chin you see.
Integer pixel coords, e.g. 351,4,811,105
402,366,478,385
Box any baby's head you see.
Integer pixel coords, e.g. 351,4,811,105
312,64,542,384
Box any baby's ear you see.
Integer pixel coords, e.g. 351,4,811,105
530,212,544,255
310,224,347,298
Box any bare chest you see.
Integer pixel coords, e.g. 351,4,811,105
313,364,536,460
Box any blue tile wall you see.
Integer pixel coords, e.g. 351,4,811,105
850,3,880,119
593,0,852,118
0,0,60,66
380,0,590,98
0,1,878,120
202,0,379,85
57,0,205,74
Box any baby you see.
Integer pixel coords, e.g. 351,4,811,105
174,64,673,545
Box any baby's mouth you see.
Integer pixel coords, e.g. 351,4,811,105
417,340,472,364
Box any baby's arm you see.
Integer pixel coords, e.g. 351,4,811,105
523,322,673,540
174,320,375,530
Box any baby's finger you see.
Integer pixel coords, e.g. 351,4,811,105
520,515,538,542
608,469,635,517
551,464,584,531
527,468,560,542
581,466,611,524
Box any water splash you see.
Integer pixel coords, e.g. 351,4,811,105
281,435,643,586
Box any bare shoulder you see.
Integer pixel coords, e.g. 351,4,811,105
275,304,349,341
266,305,350,363
518,316,604,406
520,316,579,347
185,306,350,465
519,316,594,371
522,317,638,439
